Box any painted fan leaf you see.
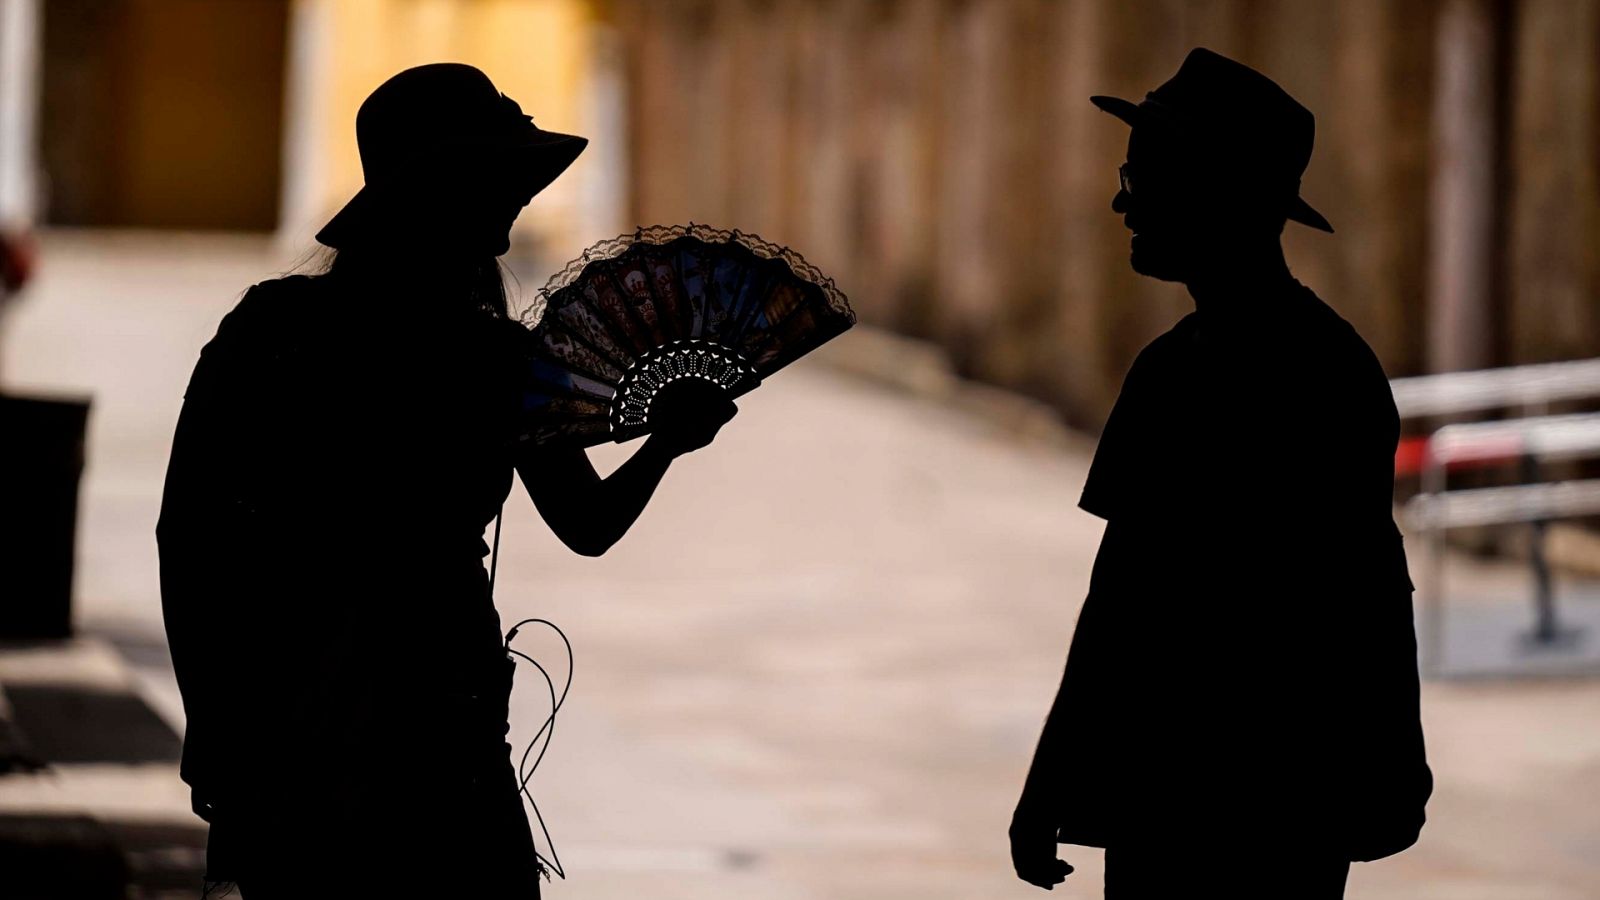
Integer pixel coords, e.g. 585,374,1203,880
516,224,856,447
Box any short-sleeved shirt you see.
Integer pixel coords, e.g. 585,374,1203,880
1048,280,1428,853
159,273,539,802
1080,282,1412,588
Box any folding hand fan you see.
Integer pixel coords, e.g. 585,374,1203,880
515,224,856,447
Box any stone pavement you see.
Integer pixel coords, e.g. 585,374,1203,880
0,637,202,898
2,231,1598,898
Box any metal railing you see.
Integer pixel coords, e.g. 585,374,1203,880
1390,357,1600,419
1393,363,1600,675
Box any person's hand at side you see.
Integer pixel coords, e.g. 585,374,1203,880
644,378,738,458
1009,802,1073,890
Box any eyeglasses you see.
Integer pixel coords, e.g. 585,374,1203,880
1118,164,1135,196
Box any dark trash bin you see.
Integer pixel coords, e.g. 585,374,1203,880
0,392,91,639
0,814,129,900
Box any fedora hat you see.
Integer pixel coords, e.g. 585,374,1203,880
316,63,588,249
1091,48,1332,233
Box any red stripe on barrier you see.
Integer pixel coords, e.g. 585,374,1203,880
1395,434,1524,477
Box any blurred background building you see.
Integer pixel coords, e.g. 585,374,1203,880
3,0,1597,426
2,0,622,275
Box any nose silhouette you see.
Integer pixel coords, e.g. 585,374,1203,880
1112,188,1131,214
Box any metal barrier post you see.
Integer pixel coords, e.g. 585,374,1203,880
1420,436,1447,676
1519,452,1561,646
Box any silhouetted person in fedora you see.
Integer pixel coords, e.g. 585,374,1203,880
158,63,735,897
1009,49,1431,898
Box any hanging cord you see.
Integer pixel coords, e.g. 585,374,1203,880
490,506,574,881
506,618,572,880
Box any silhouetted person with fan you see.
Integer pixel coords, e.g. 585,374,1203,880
1008,49,1431,897
158,63,735,898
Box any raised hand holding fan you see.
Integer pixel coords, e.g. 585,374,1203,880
516,224,856,447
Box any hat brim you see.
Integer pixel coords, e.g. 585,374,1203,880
1089,94,1144,126
1089,95,1333,234
1285,196,1334,233
315,130,590,249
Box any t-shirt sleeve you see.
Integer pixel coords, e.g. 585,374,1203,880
1078,341,1163,521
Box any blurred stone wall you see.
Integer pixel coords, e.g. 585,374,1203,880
1508,0,1600,369
606,0,1600,432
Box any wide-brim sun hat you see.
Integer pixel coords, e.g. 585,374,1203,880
316,62,588,249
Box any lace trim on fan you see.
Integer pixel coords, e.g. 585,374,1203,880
521,223,855,328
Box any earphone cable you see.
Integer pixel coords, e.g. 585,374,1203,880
491,505,574,881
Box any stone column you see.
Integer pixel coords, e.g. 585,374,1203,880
1427,0,1509,374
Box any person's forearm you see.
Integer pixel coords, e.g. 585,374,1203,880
1016,661,1073,819
576,436,678,554
1016,580,1117,822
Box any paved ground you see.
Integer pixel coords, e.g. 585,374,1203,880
2,231,1599,898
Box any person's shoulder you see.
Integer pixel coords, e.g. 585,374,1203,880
1157,311,1201,346
237,273,324,315
1290,287,1400,428
1291,286,1388,376
202,274,333,366
220,274,322,332
1130,313,1197,368
1095,317,1193,418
